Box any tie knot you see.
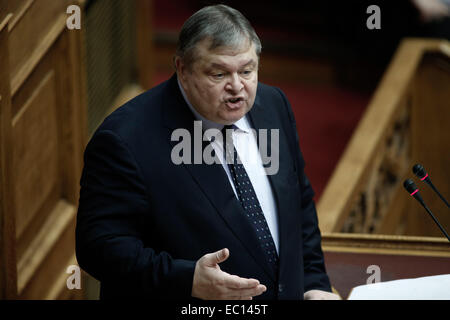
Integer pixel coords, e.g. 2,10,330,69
222,124,235,133
221,124,237,163
221,124,236,143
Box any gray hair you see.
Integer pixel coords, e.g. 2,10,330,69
175,4,262,67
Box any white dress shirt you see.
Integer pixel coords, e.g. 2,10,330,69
178,79,279,253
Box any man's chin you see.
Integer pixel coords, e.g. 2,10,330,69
221,115,246,125
219,108,250,124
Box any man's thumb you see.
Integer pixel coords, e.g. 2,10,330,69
208,248,229,265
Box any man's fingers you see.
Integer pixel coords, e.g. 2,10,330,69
217,284,266,300
194,249,267,300
227,295,254,300
227,284,267,297
304,289,342,300
223,274,260,289
219,274,267,299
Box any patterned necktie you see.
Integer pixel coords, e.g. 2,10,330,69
222,125,279,272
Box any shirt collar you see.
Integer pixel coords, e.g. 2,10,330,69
177,76,251,133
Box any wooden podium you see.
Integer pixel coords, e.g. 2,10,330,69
322,233,450,299
317,38,450,299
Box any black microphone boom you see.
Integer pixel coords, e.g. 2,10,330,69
413,164,450,208
403,179,450,242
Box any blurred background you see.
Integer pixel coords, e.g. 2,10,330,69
0,0,448,299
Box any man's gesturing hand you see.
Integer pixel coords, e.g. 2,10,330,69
191,248,267,300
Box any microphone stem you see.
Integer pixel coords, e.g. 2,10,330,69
429,182,450,209
422,202,450,242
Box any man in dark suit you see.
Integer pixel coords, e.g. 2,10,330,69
76,4,339,300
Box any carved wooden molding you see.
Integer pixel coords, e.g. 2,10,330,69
340,101,412,234
318,39,450,236
322,232,450,257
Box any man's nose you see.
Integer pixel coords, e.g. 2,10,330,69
225,73,244,93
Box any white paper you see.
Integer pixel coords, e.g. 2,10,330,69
347,274,450,300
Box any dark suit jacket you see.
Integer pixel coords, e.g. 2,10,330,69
75,74,331,299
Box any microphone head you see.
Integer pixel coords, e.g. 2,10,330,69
403,179,418,194
412,164,427,179
404,179,424,203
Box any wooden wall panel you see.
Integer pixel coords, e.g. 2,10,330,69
12,71,60,240
8,0,66,82
18,200,76,298
6,0,31,20
11,31,85,299
56,29,87,205
1,0,147,300
1,1,87,299
0,0,7,22
0,13,18,300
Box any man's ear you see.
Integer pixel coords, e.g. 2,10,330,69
174,56,186,80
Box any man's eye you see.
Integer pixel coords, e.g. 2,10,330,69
241,70,252,76
213,73,224,79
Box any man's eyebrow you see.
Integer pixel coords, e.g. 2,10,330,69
209,59,257,70
241,59,257,68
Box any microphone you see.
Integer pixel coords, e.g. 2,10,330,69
403,179,450,242
412,164,450,208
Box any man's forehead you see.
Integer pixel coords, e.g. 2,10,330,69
195,39,258,67
198,36,252,52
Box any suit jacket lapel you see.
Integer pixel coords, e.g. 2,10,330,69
162,75,276,281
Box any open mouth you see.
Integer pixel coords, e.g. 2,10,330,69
225,97,244,109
